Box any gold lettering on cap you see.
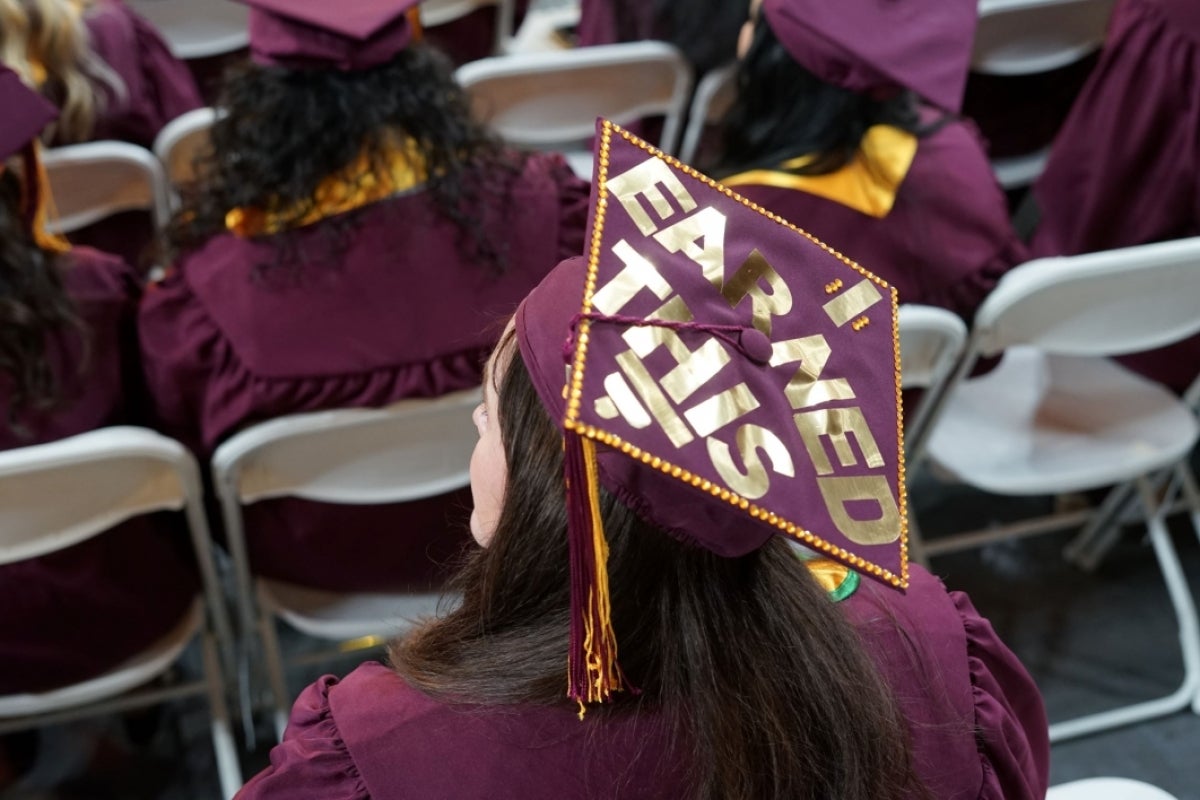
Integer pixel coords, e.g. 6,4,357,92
817,476,901,545
793,407,885,476
707,424,795,500
823,279,883,327
623,324,731,405
614,350,695,448
606,157,698,236
721,249,793,337
652,207,727,289
596,372,653,427
769,335,857,410
591,240,673,315
683,382,760,438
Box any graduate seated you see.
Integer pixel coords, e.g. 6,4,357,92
139,0,589,594
0,65,198,699
1030,0,1200,394
0,0,201,148
237,122,1050,800
708,0,1027,324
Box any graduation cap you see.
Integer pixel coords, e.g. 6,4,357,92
0,65,67,251
515,120,908,712
236,0,424,71
0,65,58,162
761,0,979,113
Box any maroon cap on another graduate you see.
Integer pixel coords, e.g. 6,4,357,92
516,119,908,711
236,0,423,71
761,0,978,113
0,65,58,162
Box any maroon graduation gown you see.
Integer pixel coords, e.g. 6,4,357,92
236,566,1050,800
139,153,590,592
0,247,198,694
1030,0,1200,393
729,119,1027,322
83,0,204,148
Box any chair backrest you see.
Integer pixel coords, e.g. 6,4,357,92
456,40,693,158
153,106,219,205
212,388,482,509
973,0,1115,76
677,62,738,165
0,427,205,564
898,305,968,461
1046,777,1180,800
125,0,249,60
969,237,1200,361
41,141,171,233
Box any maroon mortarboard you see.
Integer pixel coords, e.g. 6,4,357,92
235,0,423,71
0,65,68,251
761,0,978,114
516,120,908,712
0,65,58,162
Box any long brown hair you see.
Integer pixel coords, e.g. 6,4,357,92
392,337,923,799
0,168,83,434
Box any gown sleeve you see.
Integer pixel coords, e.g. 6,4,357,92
953,590,1051,800
235,675,370,800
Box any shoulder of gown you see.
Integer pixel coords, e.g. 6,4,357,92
235,673,370,800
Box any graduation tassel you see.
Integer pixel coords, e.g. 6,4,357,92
564,432,623,718
22,145,69,254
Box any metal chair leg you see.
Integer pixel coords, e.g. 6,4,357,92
1048,475,1200,741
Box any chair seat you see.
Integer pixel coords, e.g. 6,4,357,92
1047,777,1180,800
260,580,449,642
0,598,203,718
926,349,1198,495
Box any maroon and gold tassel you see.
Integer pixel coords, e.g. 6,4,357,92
564,432,624,718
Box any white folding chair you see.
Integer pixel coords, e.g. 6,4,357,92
41,140,171,234
456,40,693,177
0,427,241,799
501,0,578,55
1048,777,1181,800
897,305,969,567
211,389,480,739
972,0,1116,189
677,62,737,166
152,106,219,209
125,0,249,60
915,237,1200,740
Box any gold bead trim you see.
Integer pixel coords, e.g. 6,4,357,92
561,120,909,590
824,279,844,294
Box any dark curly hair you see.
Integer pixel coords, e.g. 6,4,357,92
0,169,83,434
168,43,524,271
711,19,936,179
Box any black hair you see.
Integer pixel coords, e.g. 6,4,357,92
167,43,524,272
612,0,746,76
0,169,83,435
711,19,933,178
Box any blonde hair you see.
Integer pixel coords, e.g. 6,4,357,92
0,0,124,143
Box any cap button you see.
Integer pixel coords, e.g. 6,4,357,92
739,328,773,365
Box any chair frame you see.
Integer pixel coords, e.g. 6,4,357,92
678,62,738,166
211,389,480,739
0,427,241,798
456,40,694,161
41,140,172,234
972,0,1116,190
896,304,969,568
152,106,221,209
913,238,1200,740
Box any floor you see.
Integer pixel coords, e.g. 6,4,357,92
6,476,1200,799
